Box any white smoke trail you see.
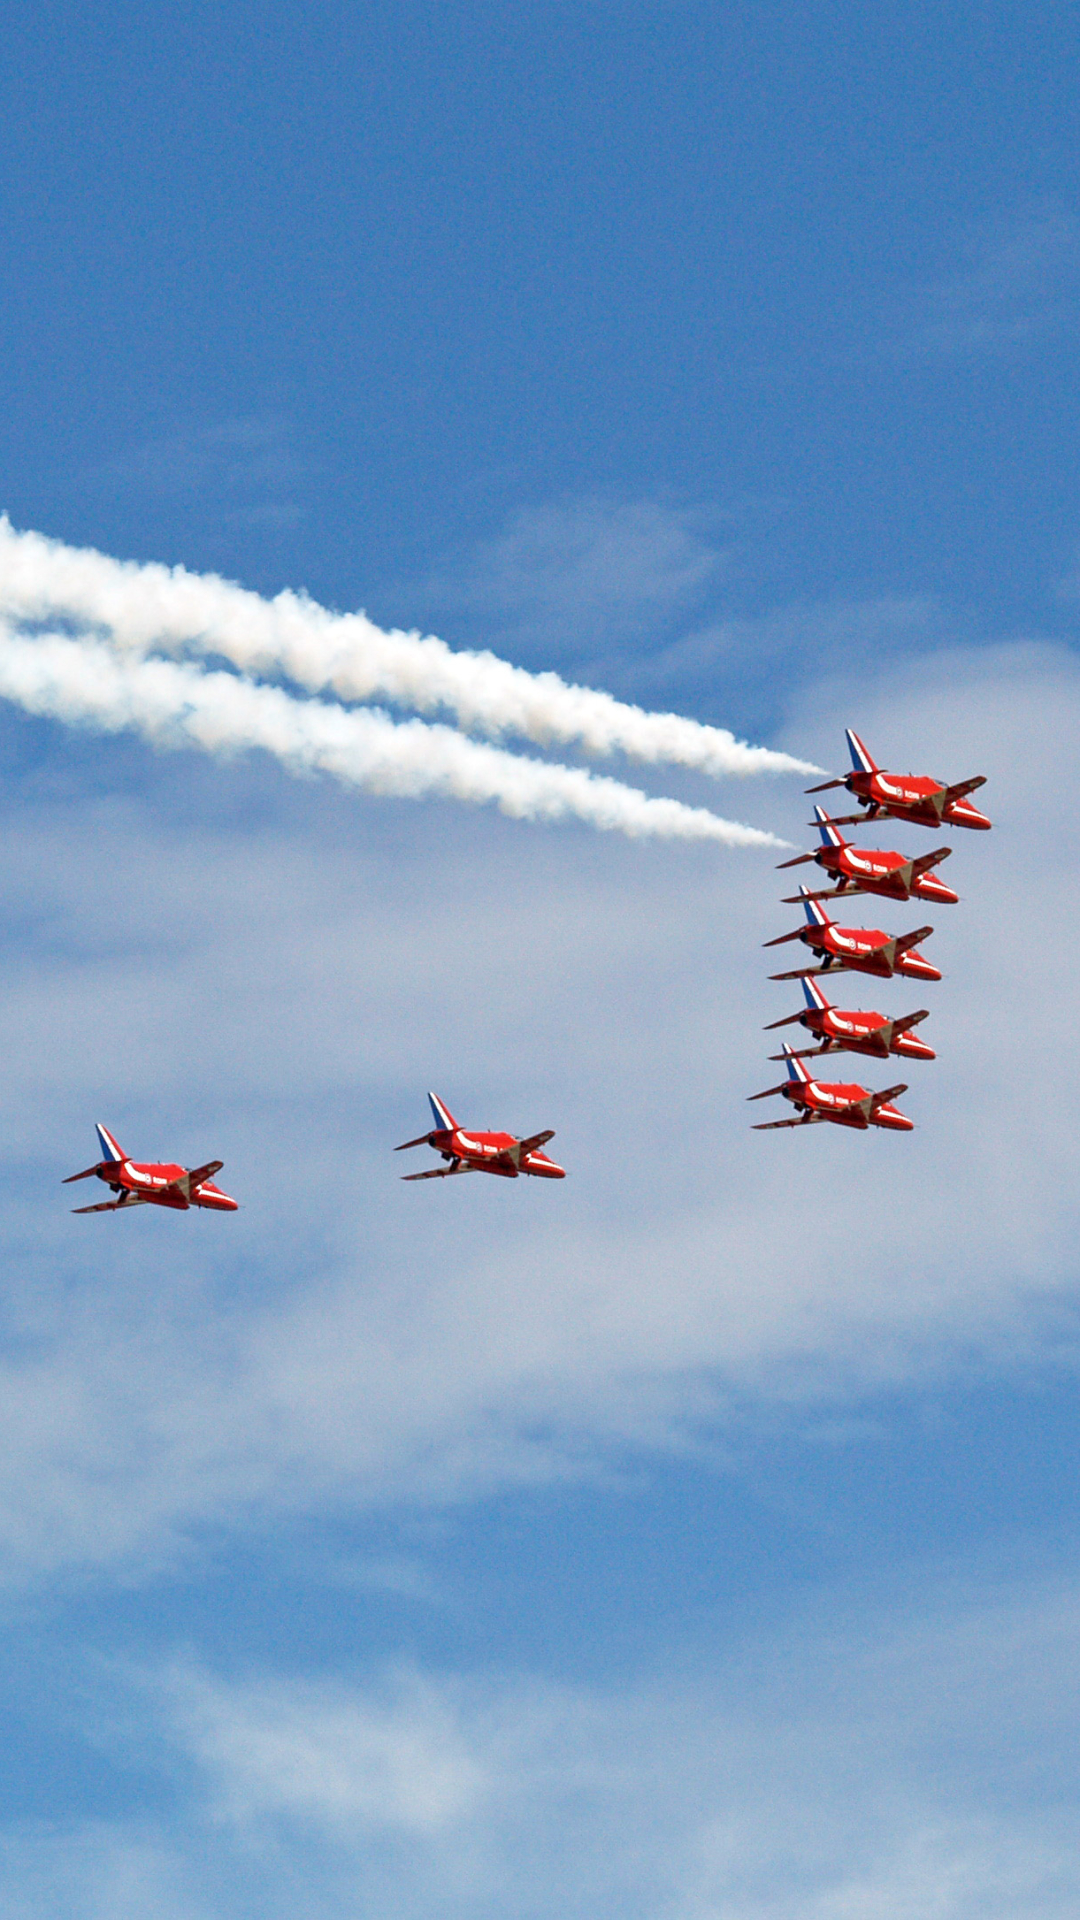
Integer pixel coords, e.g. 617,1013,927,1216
0,518,821,778
0,624,790,846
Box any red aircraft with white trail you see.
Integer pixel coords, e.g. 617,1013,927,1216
777,806,958,906
807,729,991,831
64,1123,237,1213
764,974,935,1063
749,1045,914,1133
397,1092,566,1181
765,886,941,984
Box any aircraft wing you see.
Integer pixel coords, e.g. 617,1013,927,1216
752,1115,822,1130
892,1009,929,1034
517,1130,555,1155
893,925,934,957
71,1195,143,1213
808,810,875,828
185,1160,224,1191
945,775,986,801
910,847,951,878
870,1083,908,1109
401,1164,465,1181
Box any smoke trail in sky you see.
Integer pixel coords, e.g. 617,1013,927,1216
0,519,821,778
0,624,790,846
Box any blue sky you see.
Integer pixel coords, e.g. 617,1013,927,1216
1,4,1079,1914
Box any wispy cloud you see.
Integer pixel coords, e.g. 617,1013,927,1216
83,416,312,531
416,497,732,669
0,637,1073,1582
7,1569,1078,1917
897,203,1080,358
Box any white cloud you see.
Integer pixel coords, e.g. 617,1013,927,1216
0,637,1074,1580
6,1569,1079,1917
897,204,1080,357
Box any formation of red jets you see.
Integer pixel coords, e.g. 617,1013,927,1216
63,726,990,1210
750,729,991,1135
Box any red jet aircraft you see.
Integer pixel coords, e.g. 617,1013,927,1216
749,1045,913,1132
64,1123,237,1213
396,1092,566,1180
764,974,935,1063
778,806,958,906
765,887,941,984
807,729,991,830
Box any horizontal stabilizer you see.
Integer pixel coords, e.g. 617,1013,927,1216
894,924,934,957
753,1114,821,1130
762,1011,805,1030
945,774,986,801
762,927,806,948
892,1009,929,1035
395,1133,434,1152
805,778,845,793
775,852,815,870
747,1084,787,1101
781,885,852,904
809,810,873,828
63,1163,103,1184
518,1129,555,1155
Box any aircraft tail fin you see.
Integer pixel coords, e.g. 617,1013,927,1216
813,806,847,849
781,1044,812,1085
801,975,832,1013
427,1091,459,1132
845,729,879,775
799,884,831,928
95,1123,125,1163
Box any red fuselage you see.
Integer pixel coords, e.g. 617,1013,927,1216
780,921,941,983
844,769,991,830
778,1079,914,1131
431,1127,565,1179
810,842,958,905
794,1004,935,1061
96,1159,236,1210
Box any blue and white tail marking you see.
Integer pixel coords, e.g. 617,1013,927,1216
798,884,831,928
95,1123,124,1163
801,975,832,1013
427,1092,459,1132
781,1044,812,1084
846,729,879,775
813,805,846,849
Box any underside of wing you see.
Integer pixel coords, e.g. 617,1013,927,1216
402,1164,465,1181
71,1194,144,1213
752,1114,822,1130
